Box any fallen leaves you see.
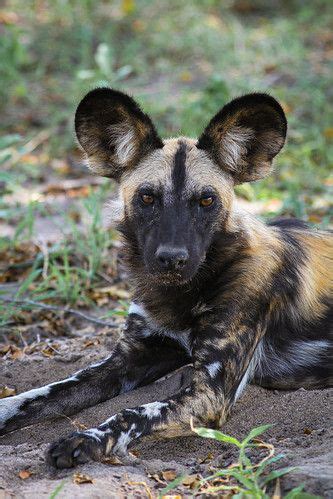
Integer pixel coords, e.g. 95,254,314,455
0,386,16,398
127,481,153,499
0,341,62,360
90,285,130,302
323,127,333,140
161,470,178,481
102,455,123,466
0,344,24,360
18,470,33,480
73,473,94,485
41,178,104,199
83,338,100,349
181,474,201,489
0,242,39,283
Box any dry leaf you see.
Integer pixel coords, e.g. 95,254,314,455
0,345,11,355
83,339,100,348
18,470,33,480
148,473,165,484
182,474,200,488
0,10,19,25
122,0,135,15
0,386,16,398
127,481,153,499
102,455,123,465
92,286,130,300
272,477,281,499
73,472,94,485
72,420,88,431
162,470,177,481
41,346,55,357
197,452,214,464
162,496,182,499
324,127,333,139
180,70,193,82
10,346,24,360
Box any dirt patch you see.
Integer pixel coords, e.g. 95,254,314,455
0,332,332,498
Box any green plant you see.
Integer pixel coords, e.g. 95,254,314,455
159,424,320,498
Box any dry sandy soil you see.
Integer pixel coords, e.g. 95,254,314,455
0,325,332,498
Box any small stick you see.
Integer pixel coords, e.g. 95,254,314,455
127,481,153,499
0,297,120,328
2,129,53,169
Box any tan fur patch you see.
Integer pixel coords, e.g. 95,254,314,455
296,231,333,321
118,137,234,220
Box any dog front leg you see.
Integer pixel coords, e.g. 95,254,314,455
0,311,188,435
48,320,262,468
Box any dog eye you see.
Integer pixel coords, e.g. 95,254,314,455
199,196,214,207
141,194,154,205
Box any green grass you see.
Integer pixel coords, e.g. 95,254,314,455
0,186,117,326
1,0,332,218
158,424,321,498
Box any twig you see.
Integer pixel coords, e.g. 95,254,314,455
0,297,120,328
96,271,115,285
35,239,49,279
2,129,53,169
127,482,153,499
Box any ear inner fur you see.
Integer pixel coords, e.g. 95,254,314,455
197,93,287,184
75,87,163,180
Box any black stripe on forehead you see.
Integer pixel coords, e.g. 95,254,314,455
172,140,187,193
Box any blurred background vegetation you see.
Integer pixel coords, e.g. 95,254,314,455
0,0,332,326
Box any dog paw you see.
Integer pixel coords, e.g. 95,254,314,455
47,432,104,469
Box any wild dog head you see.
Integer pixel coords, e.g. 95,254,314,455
75,88,287,284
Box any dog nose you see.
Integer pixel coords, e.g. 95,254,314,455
155,246,189,271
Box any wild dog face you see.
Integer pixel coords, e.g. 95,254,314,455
75,88,287,284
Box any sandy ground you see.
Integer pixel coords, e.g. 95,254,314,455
0,327,332,498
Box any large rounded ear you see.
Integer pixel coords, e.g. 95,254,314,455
197,93,287,184
75,88,163,180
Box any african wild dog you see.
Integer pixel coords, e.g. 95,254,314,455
0,89,332,468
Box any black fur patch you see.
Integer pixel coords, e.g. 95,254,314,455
172,141,187,194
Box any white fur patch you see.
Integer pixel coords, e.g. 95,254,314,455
103,414,117,426
235,363,254,400
141,401,168,419
128,302,192,353
128,302,147,317
222,126,254,170
0,385,51,428
158,328,192,354
83,427,106,442
88,357,112,370
255,339,330,379
107,124,135,165
206,361,222,378
106,195,125,226
113,423,138,454
0,372,81,429
234,341,266,400
121,379,138,393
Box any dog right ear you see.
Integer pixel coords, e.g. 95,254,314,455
75,88,163,180
197,93,287,184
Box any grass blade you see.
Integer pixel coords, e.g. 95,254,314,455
192,425,241,447
261,466,297,486
158,475,184,498
242,424,273,446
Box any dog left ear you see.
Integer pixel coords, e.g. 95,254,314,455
75,87,163,180
197,93,287,184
